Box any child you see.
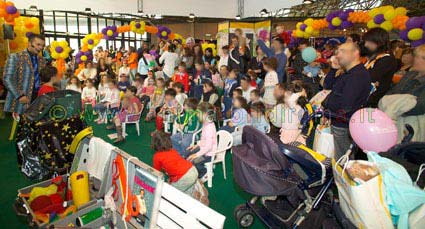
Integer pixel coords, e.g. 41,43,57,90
190,61,211,100
250,102,270,133
38,66,58,96
171,98,201,157
219,65,229,85
221,96,250,133
173,82,188,108
262,57,279,109
223,69,238,118
145,78,165,121
156,88,181,132
218,45,229,68
133,77,144,97
81,79,97,108
98,75,110,100
94,80,120,124
279,82,307,145
165,78,174,90
118,75,131,92
186,102,217,179
201,81,220,107
232,88,243,99
66,76,81,93
247,70,263,89
152,131,198,194
173,63,190,93
211,67,224,89
249,89,261,106
144,70,155,88
118,60,130,78
60,69,73,90
108,86,143,143
239,76,255,103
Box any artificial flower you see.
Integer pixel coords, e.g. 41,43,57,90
130,21,145,34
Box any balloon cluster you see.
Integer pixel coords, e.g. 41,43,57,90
201,43,217,56
82,33,101,50
347,11,371,24
117,25,130,33
102,25,118,40
312,19,328,30
367,6,407,31
392,15,409,31
156,26,171,40
399,16,425,47
75,50,93,64
294,18,320,38
9,17,41,53
171,33,186,44
50,40,72,59
326,9,354,30
130,21,145,34
0,1,19,24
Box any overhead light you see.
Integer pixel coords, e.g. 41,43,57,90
259,9,268,16
154,14,162,19
235,15,241,20
85,8,91,13
137,10,144,16
189,13,195,19
303,0,314,4
29,5,38,11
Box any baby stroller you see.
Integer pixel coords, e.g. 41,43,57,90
232,125,334,228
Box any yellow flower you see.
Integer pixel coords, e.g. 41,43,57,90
82,33,100,50
50,40,72,60
130,21,146,34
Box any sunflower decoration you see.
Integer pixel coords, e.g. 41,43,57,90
101,25,118,40
173,33,186,44
130,21,146,34
75,50,93,64
50,40,72,60
23,17,40,32
0,1,19,24
9,36,27,53
82,33,100,50
201,43,217,56
156,25,171,40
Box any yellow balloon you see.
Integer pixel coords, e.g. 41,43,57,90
305,26,314,35
384,9,396,21
304,18,314,26
107,30,114,36
312,30,320,37
295,30,304,38
161,31,167,36
408,28,423,41
332,17,342,27
369,8,380,18
303,33,310,39
367,20,378,29
380,21,393,31
296,22,303,29
81,55,88,61
381,5,394,13
395,7,407,16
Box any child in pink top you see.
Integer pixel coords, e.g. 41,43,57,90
186,102,217,179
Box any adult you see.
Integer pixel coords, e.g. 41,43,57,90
228,35,251,74
202,47,216,66
127,46,139,83
137,49,150,79
398,48,413,73
323,42,371,159
345,33,361,44
363,28,398,108
137,41,149,61
379,44,425,142
4,34,46,115
239,76,255,102
78,61,97,82
181,47,194,71
291,39,309,80
97,57,112,84
159,43,179,79
249,45,266,79
193,44,203,64
257,36,287,83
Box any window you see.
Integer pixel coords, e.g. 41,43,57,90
78,15,89,35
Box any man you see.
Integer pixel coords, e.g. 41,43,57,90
323,42,371,159
363,28,398,108
228,35,251,74
257,36,287,83
4,33,46,115
292,39,309,79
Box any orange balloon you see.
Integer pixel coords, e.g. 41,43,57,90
169,33,176,40
145,26,158,34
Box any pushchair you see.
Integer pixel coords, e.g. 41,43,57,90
232,125,334,228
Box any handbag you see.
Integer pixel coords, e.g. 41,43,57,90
332,151,394,228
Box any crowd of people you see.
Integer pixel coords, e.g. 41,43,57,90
3,25,425,195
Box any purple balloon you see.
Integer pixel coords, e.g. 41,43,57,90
135,23,141,29
55,46,63,53
328,24,337,30
88,39,94,45
406,17,423,30
300,24,307,31
6,5,17,14
326,14,334,22
25,32,33,38
341,21,353,29
411,40,425,48
101,28,107,34
399,30,409,40
374,14,385,24
339,11,349,21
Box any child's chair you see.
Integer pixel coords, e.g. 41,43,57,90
122,105,144,138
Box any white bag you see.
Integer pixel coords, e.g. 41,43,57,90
333,153,394,229
313,124,335,158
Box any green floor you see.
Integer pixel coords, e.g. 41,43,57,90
0,115,265,229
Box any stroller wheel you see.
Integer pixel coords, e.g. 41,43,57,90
234,204,255,228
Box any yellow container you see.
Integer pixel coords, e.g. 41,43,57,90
70,171,90,208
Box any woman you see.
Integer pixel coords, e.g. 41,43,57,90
159,44,179,79
182,47,194,72
393,48,414,84
249,45,266,79
379,44,425,142
97,57,113,86
77,61,97,83
152,131,198,194
193,44,204,64
202,47,216,66
137,49,150,79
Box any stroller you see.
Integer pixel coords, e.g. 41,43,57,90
232,125,335,228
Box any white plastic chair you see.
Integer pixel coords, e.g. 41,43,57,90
204,130,233,188
122,106,144,138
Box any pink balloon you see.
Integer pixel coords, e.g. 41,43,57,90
349,108,398,153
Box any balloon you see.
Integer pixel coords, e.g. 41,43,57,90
339,11,349,21
296,22,303,29
399,30,408,40
406,17,423,30
295,30,304,38
312,30,320,37
367,20,378,29
384,8,396,21
408,28,423,41
81,55,87,61
305,26,314,34
341,21,353,29
411,39,425,48
331,17,342,27
395,7,407,16
300,24,307,31
374,14,385,24
368,8,381,18
301,47,317,63
349,108,398,153
380,21,393,31
304,18,314,26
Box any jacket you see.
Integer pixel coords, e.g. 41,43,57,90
3,50,46,114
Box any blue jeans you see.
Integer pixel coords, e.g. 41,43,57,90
331,125,352,160
223,96,233,118
171,133,194,158
220,125,236,133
